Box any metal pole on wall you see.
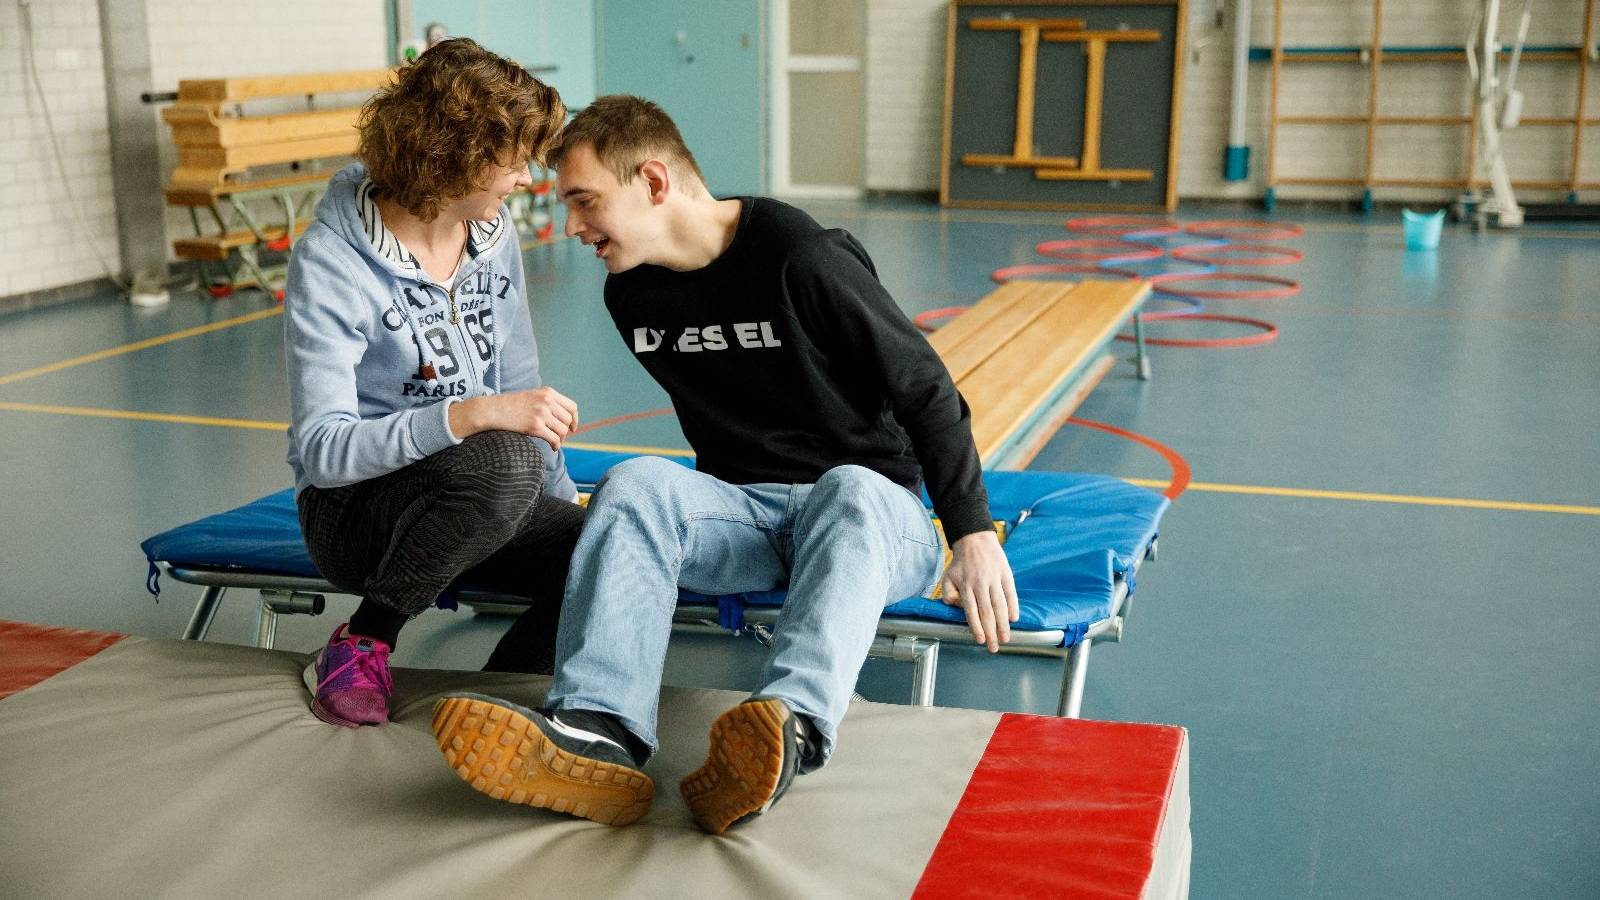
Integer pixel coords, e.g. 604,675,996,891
1224,0,1252,181
97,0,170,304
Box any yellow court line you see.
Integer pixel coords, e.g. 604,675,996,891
1123,477,1600,517
566,440,694,458
0,306,283,387
0,402,289,431
1,401,1594,516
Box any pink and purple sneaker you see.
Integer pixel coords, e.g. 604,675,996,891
303,623,394,727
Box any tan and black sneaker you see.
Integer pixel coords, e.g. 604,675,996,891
432,694,654,826
680,697,818,835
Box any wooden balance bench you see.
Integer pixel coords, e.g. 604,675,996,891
929,279,1152,469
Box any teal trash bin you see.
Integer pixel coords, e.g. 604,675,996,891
1402,208,1445,251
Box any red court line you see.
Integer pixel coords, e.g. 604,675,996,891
1068,417,1192,500
570,407,674,436
913,713,1187,899
0,620,125,701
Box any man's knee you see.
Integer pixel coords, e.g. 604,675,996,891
594,456,692,511
809,465,899,516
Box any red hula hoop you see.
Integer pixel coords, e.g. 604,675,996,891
1147,271,1301,300
913,305,972,333
1065,215,1181,237
1035,238,1163,263
1183,219,1305,241
1170,243,1304,267
1116,313,1279,348
991,263,1141,284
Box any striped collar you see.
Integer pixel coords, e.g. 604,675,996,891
356,179,508,282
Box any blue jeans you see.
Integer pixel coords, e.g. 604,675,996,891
547,457,944,764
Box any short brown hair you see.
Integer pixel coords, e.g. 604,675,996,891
358,38,566,221
548,95,703,187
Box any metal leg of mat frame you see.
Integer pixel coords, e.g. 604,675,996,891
1057,638,1093,718
873,635,942,707
253,589,328,650
182,586,227,641
1132,312,1152,380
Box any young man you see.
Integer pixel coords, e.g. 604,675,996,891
431,96,1017,832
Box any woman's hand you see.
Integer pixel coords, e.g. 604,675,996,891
448,387,580,449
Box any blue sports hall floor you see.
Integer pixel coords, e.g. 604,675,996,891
1,199,1595,898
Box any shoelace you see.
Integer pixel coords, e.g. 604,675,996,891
318,639,394,695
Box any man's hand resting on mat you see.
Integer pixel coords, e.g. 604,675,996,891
447,386,580,449
941,530,1018,653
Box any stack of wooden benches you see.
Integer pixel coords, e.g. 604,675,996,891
162,70,391,299
160,68,561,300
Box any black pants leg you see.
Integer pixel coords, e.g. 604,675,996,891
296,430,584,672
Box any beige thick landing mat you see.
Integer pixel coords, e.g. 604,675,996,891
0,623,1189,899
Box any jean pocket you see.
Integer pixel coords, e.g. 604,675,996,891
897,523,946,601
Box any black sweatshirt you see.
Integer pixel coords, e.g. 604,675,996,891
603,197,993,543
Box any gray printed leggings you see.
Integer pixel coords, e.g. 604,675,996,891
296,430,586,674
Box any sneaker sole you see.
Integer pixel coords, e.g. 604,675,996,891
431,696,654,826
680,698,787,835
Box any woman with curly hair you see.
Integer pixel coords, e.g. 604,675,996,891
285,38,580,727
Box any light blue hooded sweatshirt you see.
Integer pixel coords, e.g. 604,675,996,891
284,164,574,499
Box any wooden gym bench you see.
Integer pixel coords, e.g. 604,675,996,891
932,278,1153,469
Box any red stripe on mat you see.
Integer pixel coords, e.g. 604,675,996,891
0,620,125,700
913,713,1186,899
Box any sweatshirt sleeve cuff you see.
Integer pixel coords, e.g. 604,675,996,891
938,499,997,545
412,398,464,456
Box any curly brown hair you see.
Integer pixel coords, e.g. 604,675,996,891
357,38,566,222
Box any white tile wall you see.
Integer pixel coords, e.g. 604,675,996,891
0,0,119,298
146,1,389,256
864,0,948,191
861,0,1598,203
1,1,388,302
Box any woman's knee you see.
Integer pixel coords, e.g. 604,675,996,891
435,431,546,518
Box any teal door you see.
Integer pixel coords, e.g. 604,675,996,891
408,0,597,111
597,0,764,196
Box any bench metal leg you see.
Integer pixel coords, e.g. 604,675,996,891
254,595,278,650
254,589,327,650
182,586,226,641
867,634,942,706
1057,638,1093,718
1132,312,1152,380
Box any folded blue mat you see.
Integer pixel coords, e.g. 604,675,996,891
143,448,1167,646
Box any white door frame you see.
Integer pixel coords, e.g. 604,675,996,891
768,0,865,199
